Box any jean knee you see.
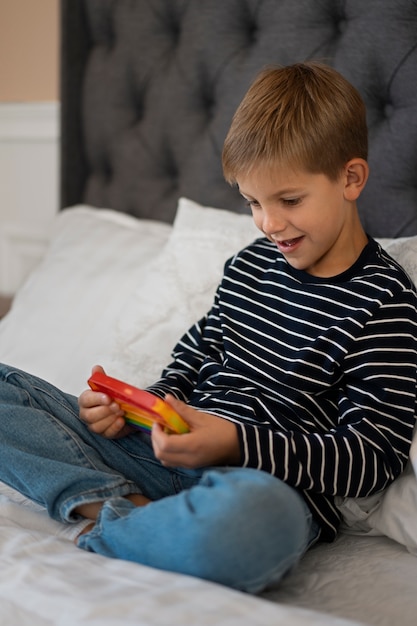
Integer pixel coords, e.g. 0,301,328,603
184,468,311,592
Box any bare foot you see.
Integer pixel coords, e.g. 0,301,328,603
74,493,151,543
74,493,150,521
126,493,151,507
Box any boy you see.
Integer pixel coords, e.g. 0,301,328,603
0,63,416,593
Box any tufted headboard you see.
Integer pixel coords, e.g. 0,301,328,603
60,0,417,238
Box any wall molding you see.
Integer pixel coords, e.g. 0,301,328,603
0,101,59,142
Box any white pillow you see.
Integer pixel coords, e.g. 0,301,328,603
0,199,258,394
377,236,417,282
366,437,417,555
0,206,172,394
107,197,259,386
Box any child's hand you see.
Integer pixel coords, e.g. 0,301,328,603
151,395,241,468
78,365,133,439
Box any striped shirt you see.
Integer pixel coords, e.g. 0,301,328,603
147,237,417,540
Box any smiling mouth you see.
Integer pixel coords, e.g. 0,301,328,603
276,236,304,251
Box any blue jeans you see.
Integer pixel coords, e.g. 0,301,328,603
0,364,320,593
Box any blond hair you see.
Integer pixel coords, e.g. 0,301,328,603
222,63,368,183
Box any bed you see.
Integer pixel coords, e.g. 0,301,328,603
0,1,416,624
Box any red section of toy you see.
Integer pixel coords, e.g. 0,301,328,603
87,371,189,434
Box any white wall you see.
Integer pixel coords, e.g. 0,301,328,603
0,102,59,294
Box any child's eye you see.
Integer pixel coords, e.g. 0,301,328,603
282,197,301,206
244,199,260,209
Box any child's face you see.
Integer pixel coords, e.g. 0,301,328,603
237,164,367,277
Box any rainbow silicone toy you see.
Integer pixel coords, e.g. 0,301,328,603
88,371,189,434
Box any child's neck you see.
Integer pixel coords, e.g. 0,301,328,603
309,208,368,278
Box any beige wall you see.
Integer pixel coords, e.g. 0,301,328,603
0,0,59,102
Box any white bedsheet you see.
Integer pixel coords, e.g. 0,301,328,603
1,483,415,626
0,490,361,626
265,533,417,626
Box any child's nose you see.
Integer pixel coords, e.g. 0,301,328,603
261,210,286,237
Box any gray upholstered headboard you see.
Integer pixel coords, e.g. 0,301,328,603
60,0,417,238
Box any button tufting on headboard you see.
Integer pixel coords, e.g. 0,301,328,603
60,0,417,237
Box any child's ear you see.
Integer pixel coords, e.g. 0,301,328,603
343,158,369,201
